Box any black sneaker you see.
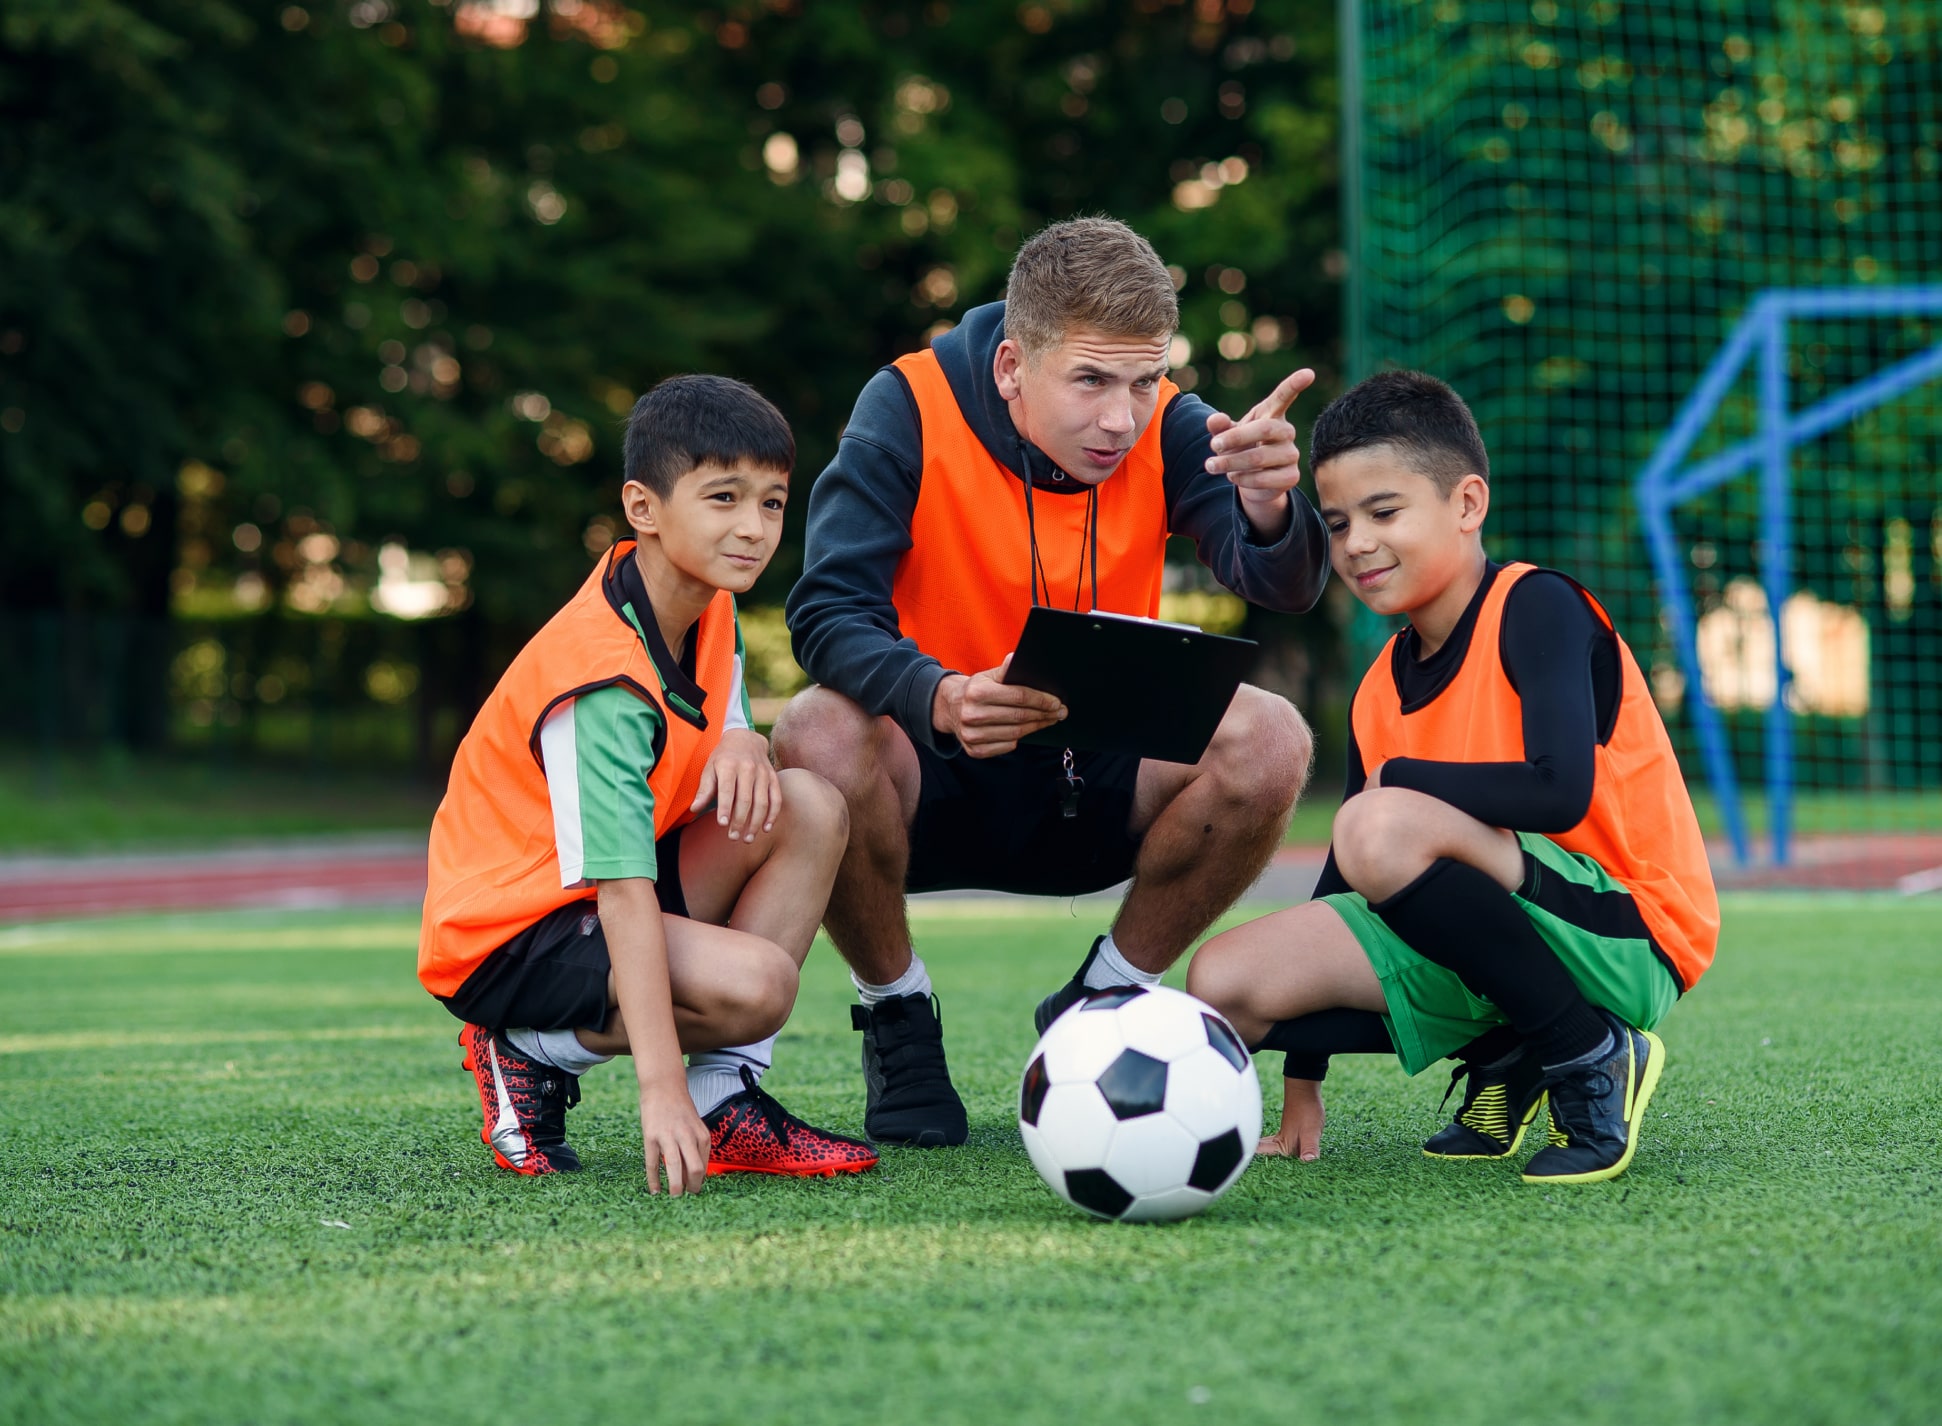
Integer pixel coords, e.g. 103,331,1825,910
1422,1047,1548,1159
850,993,968,1147
459,1024,582,1175
1032,936,1105,1036
1521,1014,1665,1185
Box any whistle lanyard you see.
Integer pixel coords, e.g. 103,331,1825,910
1019,443,1095,819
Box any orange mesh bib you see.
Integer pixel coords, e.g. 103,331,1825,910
888,349,1175,676
1350,563,1719,990
418,542,737,998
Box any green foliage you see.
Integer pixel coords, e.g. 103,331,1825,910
2,897,1939,1423
1,0,1345,640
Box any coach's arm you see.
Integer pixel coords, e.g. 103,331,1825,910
785,370,962,755
1158,387,1331,614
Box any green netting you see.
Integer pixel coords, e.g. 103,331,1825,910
1347,0,1942,858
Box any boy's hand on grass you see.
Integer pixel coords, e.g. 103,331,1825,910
638,1078,711,1196
1257,1076,1325,1162
692,728,779,843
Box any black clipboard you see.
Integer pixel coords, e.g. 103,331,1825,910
1001,606,1257,765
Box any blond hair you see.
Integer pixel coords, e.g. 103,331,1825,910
1004,216,1178,359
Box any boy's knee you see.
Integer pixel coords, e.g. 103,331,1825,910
1331,788,1426,893
730,943,800,1040
1184,935,1244,1018
777,767,849,844
771,687,874,786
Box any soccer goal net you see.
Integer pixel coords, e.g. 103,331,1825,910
1344,0,1941,865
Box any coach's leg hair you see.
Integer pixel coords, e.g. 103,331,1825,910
771,687,922,986
1113,685,1312,974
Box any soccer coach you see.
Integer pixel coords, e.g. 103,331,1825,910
776,217,1329,1146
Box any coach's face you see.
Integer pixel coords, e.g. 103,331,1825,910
993,325,1171,486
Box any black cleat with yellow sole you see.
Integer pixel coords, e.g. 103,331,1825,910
1521,1012,1665,1185
1423,1046,1549,1159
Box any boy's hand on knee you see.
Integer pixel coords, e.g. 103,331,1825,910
693,728,781,843
1258,1076,1326,1162
639,1079,711,1196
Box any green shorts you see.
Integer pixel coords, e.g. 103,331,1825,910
1323,833,1681,1076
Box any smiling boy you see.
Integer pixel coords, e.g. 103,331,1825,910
419,375,876,1190
1187,370,1719,1184
774,217,1331,1147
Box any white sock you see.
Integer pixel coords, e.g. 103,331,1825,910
686,1034,777,1117
504,1026,613,1077
1081,933,1163,990
852,953,932,1006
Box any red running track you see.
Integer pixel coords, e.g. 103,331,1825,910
0,839,427,923
2,833,1934,925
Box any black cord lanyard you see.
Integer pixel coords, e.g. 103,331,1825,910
1019,441,1094,818
1021,444,1101,614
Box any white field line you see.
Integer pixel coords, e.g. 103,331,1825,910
0,1024,428,1055
1896,865,1942,896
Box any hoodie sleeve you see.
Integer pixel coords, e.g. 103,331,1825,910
785,369,960,754
1159,390,1331,614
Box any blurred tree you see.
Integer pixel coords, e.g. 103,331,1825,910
0,0,1344,750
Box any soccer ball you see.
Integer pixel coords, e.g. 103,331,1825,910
1019,985,1262,1222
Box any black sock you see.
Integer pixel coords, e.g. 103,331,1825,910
1252,1007,1395,1082
1453,1024,1526,1071
1370,857,1608,1069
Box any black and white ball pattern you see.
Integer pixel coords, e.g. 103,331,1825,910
1019,985,1262,1222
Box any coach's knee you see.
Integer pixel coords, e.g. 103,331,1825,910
772,687,876,790
1206,687,1312,813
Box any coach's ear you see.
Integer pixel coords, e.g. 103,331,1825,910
993,338,1026,403
1455,473,1489,533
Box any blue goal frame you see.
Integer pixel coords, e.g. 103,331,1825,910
1635,286,1942,868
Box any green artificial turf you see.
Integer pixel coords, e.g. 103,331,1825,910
2,896,1938,1425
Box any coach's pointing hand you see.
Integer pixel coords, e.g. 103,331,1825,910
1203,366,1317,541
933,656,1066,759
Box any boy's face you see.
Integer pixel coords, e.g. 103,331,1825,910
1314,445,1486,618
626,459,788,595
993,325,1171,485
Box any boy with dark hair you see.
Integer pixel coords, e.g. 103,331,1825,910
1187,369,1718,1184
420,374,876,1190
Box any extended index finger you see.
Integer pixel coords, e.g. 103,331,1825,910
1243,367,1316,425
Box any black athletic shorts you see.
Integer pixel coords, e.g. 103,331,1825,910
906,740,1144,897
437,824,689,1034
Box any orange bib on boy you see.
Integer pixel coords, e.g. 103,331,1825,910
1350,563,1719,991
417,540,736,998
888,349,1177,676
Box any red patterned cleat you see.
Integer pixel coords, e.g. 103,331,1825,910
705,1066,879,1177
459,1023,582,1175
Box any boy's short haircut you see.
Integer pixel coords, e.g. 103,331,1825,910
1309,369,1490,496
1004,216,1179,361
623,374,795,497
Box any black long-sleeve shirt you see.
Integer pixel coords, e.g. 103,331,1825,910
785,301,1331,753
1313,563,1619,896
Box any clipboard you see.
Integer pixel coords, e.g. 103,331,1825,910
1001,605,1257,765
